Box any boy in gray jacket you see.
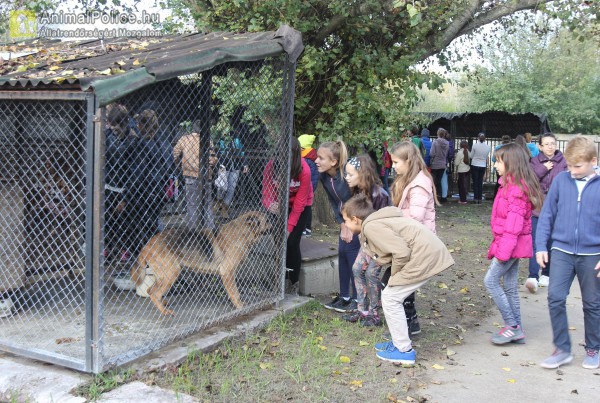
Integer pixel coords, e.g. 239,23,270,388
342,194,454,365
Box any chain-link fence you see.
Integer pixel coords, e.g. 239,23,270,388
0,55,295,372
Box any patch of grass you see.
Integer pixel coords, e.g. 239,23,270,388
0,390,33,403
75,369,136,401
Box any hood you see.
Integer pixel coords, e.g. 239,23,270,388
302,147,317,160
434,137,449,153
421,128,430,139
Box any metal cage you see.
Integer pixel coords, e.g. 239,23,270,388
0,35,298,373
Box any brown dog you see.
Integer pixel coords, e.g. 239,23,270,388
131,211,271,315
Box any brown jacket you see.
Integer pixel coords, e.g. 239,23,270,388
360,207,454,286
173,133,216,178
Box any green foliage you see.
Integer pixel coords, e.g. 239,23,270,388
466,26,600,134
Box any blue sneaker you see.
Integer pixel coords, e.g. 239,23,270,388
376,345,416,365
375,341,394,352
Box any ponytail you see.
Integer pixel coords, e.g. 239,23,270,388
319,139,349,175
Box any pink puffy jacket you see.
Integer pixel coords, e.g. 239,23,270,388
488,177,533,261
397,170,436,233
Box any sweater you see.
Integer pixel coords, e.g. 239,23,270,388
319,170,353,224
262,159,314,233
488,177,534,261
536,170,600,256
429,137,449,169
454,148,471,173
471,141,491,168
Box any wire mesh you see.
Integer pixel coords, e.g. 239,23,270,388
0,98,88,368
0,54,294,372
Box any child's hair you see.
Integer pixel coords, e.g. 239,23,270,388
290,137,302,179
501,135,511,144
524,132,533,143
514,134,530,157
390,141,439,206
319,140,349,174
494,143,544,210
346,154,381,198
564,135,598,163
538,132,556,145
107,104,129,137
437,128,448,138
342,193,375,221
460,140,469,165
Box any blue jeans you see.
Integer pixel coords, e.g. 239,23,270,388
184,177,214,231
528,215,550,279
484,258,521,327
547,250,600,353
338,233,360,299
222,169,240,207
441,169,448,198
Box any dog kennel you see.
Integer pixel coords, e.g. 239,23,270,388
0,26,302,373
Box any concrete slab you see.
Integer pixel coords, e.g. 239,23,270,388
300,238,337,260
299,238,339,296
422,283,600,402
98,381,197,402
0,354,88,402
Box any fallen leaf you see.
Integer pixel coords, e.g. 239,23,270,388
431,380,441,385
259,362,273,370
571,389,578,394
502,367,511,372
446,349,456,357
317,345,327,351
98,68,112,75
501,351,509,356
132,59,140,65
48,65,60,71
316,336,323,342
459,287,469,294
340,356,351,363
349,380,363,387
432,364,444,370
507,379,516,383
448,248,455,253
389,378,398,383
359,340,369,346
438,283,448,289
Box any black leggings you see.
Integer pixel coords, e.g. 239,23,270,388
286,208,310,284
381,267,418,319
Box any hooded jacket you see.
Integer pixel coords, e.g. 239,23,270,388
396,170,436,233
488,176,534,261
421,129,432,166
319,170,353,224
359,207,454,286
429,137,450,170
530,150,568,195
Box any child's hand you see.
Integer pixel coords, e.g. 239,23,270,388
536,251,549,268
596,260,600,278
340,223,353,243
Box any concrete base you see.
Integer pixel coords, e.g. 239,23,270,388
298,238,338,296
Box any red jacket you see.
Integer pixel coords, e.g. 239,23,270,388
262,159,314,233
488,176,533,261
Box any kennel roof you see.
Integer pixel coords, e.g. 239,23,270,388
0,25,303,106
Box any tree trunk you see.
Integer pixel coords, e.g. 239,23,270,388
313,184,336,227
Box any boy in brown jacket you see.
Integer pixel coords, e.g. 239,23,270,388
342,194,454,365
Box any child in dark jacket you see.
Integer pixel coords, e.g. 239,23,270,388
484,143,543,345
316,140,359,312
342,154,391,326
341,194,454,365
536,136,600,370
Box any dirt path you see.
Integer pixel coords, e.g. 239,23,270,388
423,283,600,402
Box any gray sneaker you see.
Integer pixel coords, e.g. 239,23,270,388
491,325,524,345
582,349,599,369
540,349,573,369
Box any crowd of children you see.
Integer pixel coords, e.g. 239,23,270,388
293,132,598,370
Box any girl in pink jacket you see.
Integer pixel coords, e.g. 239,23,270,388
484,143,543,345
389,141,439,336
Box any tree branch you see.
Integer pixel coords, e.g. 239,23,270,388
313,15,347,43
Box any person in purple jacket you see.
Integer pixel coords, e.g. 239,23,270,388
524,133,568,293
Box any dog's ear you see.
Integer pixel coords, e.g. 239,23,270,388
245,213,261,227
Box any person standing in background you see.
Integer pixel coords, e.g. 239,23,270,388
454,140,471,205
429,128,450,203
470,133,491,204
298,134,319,237
525,132,540,158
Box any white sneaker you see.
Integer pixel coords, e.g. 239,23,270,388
525,278,538,294
539,275,550,287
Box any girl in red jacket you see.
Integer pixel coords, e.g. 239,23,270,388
262,137,314,294
484,143,543,345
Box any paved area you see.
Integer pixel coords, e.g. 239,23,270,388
424,282,600,402
0,295,311,402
